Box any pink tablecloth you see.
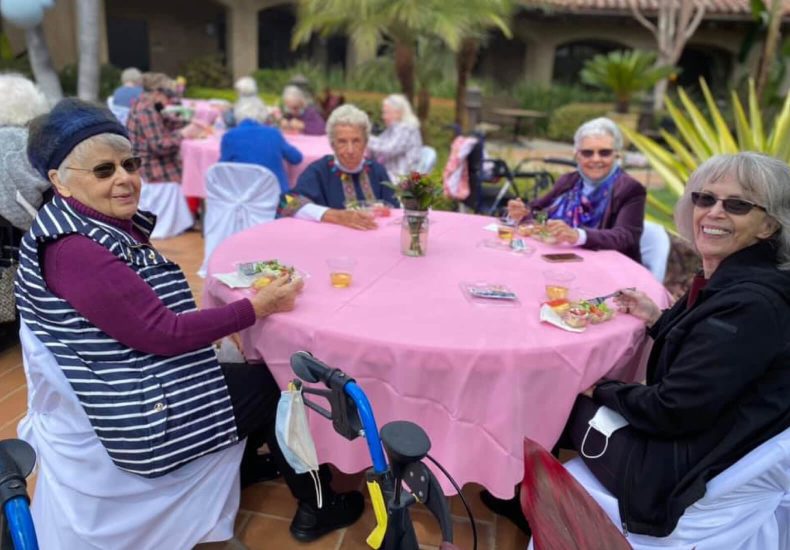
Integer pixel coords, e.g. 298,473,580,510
202,211,670,496
180,133,333,198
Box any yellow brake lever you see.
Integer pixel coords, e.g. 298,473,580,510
365,480,388,549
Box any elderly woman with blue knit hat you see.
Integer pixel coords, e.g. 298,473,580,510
16,98,363,548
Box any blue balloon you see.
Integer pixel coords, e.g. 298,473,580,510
0,0,52,30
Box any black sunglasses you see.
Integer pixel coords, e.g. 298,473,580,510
691,191,766,215
578,148,614,159
66,157,143,179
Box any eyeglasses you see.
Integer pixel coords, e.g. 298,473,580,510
578,149,614,159
690,191,766,215
66,157,143,179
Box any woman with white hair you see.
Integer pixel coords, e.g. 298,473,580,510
367,94,423,181
279,84,326,135
507,116,646,262
279,104,397,229
111,67,143,108
0,73,51,231
220,98,303,193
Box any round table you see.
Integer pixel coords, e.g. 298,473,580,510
202,211,670,495
180,133,333,199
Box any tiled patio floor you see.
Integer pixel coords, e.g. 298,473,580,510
0,230,530,550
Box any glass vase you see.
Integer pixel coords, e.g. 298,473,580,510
400,210,429,257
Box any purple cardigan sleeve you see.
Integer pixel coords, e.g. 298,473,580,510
301,106,326,135
42,234,256,357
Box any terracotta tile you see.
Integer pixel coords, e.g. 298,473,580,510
0,412,23,440
237,513,342,550
0,386,27,426
494,515,530,550
0,344,22,377
240,480,298,519
449,482,496,523
338,507,377,550
0,365,26,395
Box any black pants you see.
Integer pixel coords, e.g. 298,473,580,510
220,361,332,505
558,395,641,499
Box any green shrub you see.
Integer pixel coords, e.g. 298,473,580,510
252,61,346,97
182,54,231,89
59,63,122,99
509,82,613,136
547,102,613,142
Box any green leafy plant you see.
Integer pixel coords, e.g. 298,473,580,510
60,63,120,99
547,102,613,142
385,171,443,211
181,54,231,89
621,77,790,232
580,50,676,113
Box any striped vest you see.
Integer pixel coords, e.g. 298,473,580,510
15,196,238,477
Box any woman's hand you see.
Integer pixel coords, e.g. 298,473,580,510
613,288,662,327
507,198,529,221
249,275,304,318
322,209,377,230
546,219,580,244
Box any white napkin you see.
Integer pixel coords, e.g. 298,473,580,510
213,272,256,288
483,223,500,232
539,304,585,333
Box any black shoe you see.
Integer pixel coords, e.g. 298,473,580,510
480,489,532,536
240,452,281,489
289,490,364,542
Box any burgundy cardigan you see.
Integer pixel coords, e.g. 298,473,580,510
529,170,646,263
41,197,255,357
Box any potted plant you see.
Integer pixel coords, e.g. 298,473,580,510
386,172,442,256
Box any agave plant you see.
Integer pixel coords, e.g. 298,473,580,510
621,77,790,232
580,49,675,113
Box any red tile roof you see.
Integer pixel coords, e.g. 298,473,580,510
521,0,790,16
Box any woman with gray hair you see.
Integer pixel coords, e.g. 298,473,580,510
279,84,326,135
220,96,303,192
0,73,51,231
111,67,143,108
367,93,423,181
507,116,645,261
279,104,397,229
550,152,790,536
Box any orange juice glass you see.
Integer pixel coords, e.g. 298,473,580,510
327,257,356,288
497,224,515,243
543,270,575,301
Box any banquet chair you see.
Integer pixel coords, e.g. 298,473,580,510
137,180,194,240
418,145,437,174
199,162,280,277
560,425,790,550
640,220,671,283
106,97,130,126
15,321,245,550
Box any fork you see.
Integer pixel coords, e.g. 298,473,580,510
588,287,635,306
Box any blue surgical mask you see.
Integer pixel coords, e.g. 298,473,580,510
276,387,322,508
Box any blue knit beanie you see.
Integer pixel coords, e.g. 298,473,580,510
27,98,129,180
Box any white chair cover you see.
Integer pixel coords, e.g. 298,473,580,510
418,145,437,174
16,321,245,550
106,96,130,126
640,220,671,283
137,181,194,240
199,162,280,277
556,426,790,550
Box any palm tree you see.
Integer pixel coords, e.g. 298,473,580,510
293,0,498,114
580,50,675,114
76,0,100,101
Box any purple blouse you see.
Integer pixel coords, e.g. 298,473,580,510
41,197,255,357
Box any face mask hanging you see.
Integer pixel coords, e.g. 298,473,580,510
580,406,629,459
275,383,322,508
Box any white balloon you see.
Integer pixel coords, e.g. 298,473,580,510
0,0,49,30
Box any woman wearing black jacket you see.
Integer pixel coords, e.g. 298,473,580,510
565,152,790,536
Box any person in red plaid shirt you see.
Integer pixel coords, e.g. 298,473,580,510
126,73,203,184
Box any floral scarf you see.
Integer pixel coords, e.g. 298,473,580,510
330,157,377,207
548,166,620,229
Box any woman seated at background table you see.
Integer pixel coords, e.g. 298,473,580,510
220,99,303,193
278,84,326,135
555,152,790,537
279,104,397,230
507,117,645,262
223,75,267,128
19,98,364,546
111,67,143,108
367,94,422,181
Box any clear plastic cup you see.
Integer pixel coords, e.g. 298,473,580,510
543,269,575,301
327,257,356,288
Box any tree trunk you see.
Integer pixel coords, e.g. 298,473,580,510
455,37,479,130
394,40,415,105
652,77,669,113
416,85,431,129
25,25,62,104
76,0,100,101
755,0,783,100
